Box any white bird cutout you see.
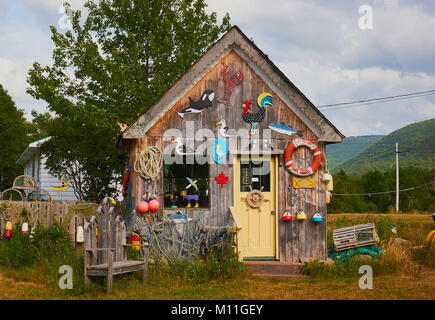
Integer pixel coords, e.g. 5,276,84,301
171,137,196,155
185,177,198,191
216,119,239,137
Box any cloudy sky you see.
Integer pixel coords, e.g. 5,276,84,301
1,0,434,137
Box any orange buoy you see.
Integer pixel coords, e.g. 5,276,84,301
4,221,12,240
137,201,149,213
148,199,160,211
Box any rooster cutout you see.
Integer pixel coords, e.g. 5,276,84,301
242,93,273,135
218,66,243,105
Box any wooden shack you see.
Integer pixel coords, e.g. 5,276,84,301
118,26,344,263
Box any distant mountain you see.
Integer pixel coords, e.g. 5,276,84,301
334,118,435,176
326,135,384,171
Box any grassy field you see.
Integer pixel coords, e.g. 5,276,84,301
0,213,434,300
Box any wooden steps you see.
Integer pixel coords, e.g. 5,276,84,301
243,261,307,278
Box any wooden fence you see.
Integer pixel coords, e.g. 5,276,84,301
0,200,99,243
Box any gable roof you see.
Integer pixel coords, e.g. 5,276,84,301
118,26,344,146
16,136,51,165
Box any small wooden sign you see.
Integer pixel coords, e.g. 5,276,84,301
293,178,314,189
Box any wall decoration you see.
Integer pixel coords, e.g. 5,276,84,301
177,89,215,118
213,138,228,164
268,123,303,136
216,119,239,137
215,171,229,188
242,92,273,135
284,138,321,177
180,190,199,208
185,177,198,191
218,65,243,105
164,192,178,208
171,137,197,155
292,178,314,189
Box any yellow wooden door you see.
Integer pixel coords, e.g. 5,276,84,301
233,156,277,260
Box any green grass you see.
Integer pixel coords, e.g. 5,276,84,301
0,213,434,300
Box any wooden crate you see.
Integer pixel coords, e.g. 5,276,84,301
333,223,376,251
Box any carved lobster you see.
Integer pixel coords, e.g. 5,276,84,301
218,65,243,105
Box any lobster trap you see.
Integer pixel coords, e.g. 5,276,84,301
333,223,377,251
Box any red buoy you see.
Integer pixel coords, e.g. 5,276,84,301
148,199,160,211
4,221,12,240
137,201,149,213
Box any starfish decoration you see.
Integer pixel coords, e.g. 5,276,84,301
215,172,229,188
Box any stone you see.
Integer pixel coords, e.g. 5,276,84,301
392,237,409,245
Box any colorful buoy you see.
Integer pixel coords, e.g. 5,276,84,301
297,211,307,221
131,233,140,252
4,221,12,239
282,212,292,221
21,222,29,235
312,213,323,222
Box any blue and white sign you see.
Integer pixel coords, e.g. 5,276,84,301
213,138,227,164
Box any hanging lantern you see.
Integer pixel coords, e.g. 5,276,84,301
131,233,140,252
76,226,84,243
282,212,292,221
4,221,12,239
312,213,323,222
296,211,307,221
21,222,29,235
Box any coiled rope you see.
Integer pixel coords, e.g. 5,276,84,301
134,146,162,198
134,146,162,180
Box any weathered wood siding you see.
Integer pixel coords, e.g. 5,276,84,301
127,49,328,262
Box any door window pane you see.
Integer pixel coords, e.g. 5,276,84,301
240,160,270,192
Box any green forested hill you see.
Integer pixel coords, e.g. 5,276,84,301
334,118,435,176
326,135,384,171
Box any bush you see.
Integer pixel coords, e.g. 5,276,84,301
0,221,85,294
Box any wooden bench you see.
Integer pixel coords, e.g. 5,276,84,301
84,197,149,294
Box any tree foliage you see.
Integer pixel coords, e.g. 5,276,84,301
329,167,435,213
0,84,37,191
27,0,231,201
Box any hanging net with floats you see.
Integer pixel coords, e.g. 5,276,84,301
131,212,233,262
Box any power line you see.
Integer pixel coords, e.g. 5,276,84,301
332,182,433,196
318,89,435,109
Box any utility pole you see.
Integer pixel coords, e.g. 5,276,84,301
396,142,399,213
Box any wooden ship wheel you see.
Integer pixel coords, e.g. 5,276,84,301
243,186,270,209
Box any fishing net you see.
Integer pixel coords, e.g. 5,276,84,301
328,244,384,264
131,212,233,262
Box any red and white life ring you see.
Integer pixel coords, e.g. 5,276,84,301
284,138,321,176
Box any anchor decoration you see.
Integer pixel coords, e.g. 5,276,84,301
218,65,243,105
